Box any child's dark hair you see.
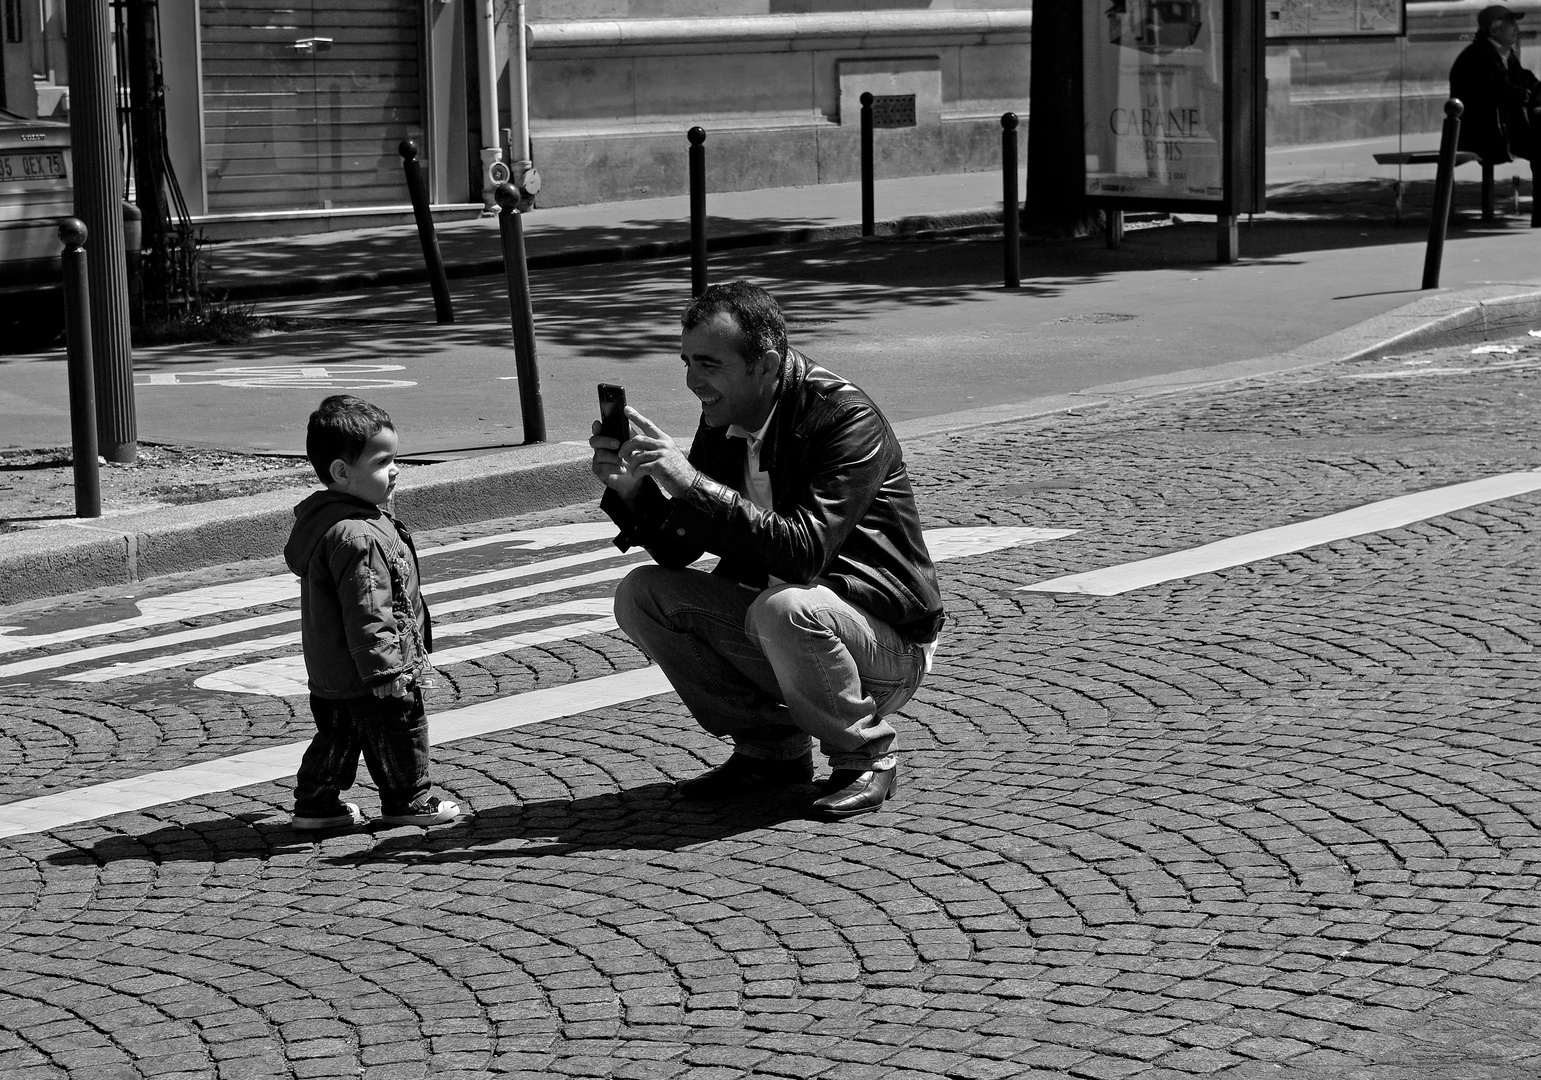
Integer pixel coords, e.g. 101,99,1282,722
306,395,394,485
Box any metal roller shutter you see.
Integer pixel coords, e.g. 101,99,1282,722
199,0,422,213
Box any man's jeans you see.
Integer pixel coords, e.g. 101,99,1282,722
294,688,432,815
614,565,927,771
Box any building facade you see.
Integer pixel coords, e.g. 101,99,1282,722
0,2,1533,241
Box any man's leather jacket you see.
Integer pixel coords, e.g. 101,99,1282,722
601,347,945,643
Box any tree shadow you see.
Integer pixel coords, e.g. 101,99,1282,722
131,176,1530,375
41,783,817,867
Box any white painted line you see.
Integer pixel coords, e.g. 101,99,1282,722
0,526,1076,840
1019,472,1541,596
417,521,617,556
0,579,298,656
54,632,302,684
430,618,620,666
194,616,623,697
421,545,633,597
2,557,644,681
0,666,675,841
926,527,1076,560
436,598,614,637
0,611,298,680
0,521,618,655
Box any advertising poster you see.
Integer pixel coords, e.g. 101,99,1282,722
1083,0,1226,204
1265,0,1404,40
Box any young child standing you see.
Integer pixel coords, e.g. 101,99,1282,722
284,394,461,830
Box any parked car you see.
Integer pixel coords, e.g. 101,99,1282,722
0,108,71,350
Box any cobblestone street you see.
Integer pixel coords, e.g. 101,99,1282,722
3,333,1541,1079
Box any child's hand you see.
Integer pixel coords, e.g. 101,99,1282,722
371,675,412,699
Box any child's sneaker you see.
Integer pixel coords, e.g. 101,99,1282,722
380,796,462,827
292,802,366,831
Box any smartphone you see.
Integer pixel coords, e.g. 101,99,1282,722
597,383,629,444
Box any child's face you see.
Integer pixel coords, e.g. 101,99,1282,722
330,427,399,506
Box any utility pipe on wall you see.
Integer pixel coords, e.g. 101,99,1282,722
506,0,540,207
509,0,530,166
476,0,507,213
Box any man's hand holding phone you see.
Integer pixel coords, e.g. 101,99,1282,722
590,383,697,502
591,383,644,501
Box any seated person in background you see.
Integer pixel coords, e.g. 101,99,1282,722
1450,4,1541,224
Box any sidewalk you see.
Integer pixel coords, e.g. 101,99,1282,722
197,171,1017,301
195,136,1534,301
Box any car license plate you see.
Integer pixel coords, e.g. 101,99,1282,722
0,151,67,183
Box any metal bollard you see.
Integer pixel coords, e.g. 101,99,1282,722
399,140,454,324
860,92,875,237
59,218,101,518
495,183,546,444
1001,112,1020,289
1422,98,1463,290
688,127,707,297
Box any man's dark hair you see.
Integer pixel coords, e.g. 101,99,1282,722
681,280,788,368
306,395,394,485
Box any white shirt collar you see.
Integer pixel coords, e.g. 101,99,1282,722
727,404,776,445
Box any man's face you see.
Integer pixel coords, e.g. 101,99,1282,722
1490,15,1520,46
680,312,778,430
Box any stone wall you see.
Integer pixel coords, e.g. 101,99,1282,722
525,9,1032,206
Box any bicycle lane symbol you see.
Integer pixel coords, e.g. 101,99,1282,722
135,364,417,390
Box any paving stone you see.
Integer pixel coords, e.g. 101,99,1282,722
8,337,1541,1077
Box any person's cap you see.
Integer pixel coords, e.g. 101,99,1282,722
1478,4,1523,28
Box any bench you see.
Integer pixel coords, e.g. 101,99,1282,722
1374,149,1494,223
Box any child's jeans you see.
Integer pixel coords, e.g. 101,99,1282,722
294,688,432,815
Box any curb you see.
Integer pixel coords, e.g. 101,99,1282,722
895,282,1541,441
2,283,1537,607
0,442,594,606
208,208,1006,302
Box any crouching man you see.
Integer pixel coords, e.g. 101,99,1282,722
590,281,944,819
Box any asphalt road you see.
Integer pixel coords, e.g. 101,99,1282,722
2,215,1539,457
2,331,1540,1078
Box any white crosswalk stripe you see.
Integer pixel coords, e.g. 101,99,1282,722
0,525,1073,841
0,525,1073,699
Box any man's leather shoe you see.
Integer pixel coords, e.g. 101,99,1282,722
677,751,815,800
811,765,898,819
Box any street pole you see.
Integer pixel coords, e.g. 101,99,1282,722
1001,112,1020,288
400,141,454,324
66,0,137,463
125,0,169,319
1423,98,1463,291
59,219,101,519
860,93,875,237
496,183,546,444
689,127,707,297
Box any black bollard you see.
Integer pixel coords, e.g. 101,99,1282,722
860,92,875,237
59,218,100,518
1422,98,1463,290
1001,112,1020,288
688,127,706,297
496,183,546,444
399,140,454,324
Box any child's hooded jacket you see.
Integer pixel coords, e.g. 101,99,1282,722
284,489,433,699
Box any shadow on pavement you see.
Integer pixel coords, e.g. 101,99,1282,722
135,208,1500,373
41,784,814,866
336,782,820,863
